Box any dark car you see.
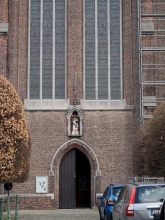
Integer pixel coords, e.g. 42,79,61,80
97,184,125,220
153,199,165,220
112,182,165,220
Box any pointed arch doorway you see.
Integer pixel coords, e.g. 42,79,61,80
59,148,91,209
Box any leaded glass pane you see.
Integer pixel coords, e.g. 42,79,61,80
55,0,65,99
85,0,96,100
42,0,53,99
110,0,121,100
30,0,40,99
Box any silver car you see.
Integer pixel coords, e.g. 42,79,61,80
112,183,165,220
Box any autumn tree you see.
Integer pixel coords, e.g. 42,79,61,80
145,103,165,177
133,119,151,176
133,103,165,178
0,75,31,183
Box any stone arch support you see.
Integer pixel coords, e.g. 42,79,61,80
49,138,101,176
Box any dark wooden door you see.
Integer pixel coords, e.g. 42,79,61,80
59,149,76,208
59,148,90,208
76,150,90,207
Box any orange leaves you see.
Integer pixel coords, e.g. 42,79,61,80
0,75,31,183
133,103,165,177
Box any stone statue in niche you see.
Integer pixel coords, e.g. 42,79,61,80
72,118,79,135
71,111,80,136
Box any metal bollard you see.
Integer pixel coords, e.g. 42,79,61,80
0,198,3,220
7,196,10,220
15,195,18,220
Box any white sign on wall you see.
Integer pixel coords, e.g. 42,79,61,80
36,176,48,193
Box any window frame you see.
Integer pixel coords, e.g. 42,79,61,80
83,0,123,103
26,0,68,110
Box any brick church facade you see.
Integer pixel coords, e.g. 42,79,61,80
0,0,140,209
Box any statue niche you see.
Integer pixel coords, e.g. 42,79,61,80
71,111,80,136
67,106,83,137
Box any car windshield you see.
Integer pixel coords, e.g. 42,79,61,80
135,185,165,203
112,187,123,197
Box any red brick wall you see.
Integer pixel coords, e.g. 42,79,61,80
67,0,83,104
3,196,54,210
8,0,28,101
0,0,8,77
123,0,139,107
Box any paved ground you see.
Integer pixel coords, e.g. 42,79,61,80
3,208,99,220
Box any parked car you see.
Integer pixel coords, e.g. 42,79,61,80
111,182,165,220
97,184,125,220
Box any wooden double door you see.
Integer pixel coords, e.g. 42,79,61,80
59,148,91,208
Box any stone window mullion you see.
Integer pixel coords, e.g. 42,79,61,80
40,0,43,100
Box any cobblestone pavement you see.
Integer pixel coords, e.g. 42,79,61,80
4,208,99,220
